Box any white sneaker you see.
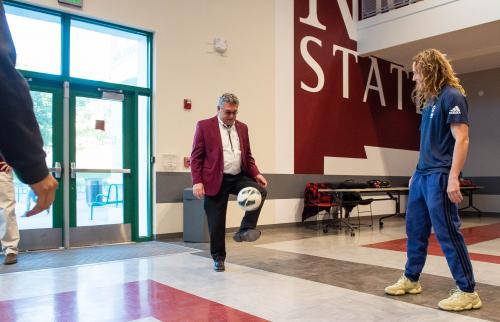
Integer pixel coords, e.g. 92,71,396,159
385,276,422,295
438,287,482,311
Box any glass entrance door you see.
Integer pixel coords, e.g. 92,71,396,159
68,89,133,246
6,1,153,248
15,82,64,250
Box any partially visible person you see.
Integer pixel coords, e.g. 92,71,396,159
191,93,268,272
384,49,481,311
0,1,57,218
0,158,19,264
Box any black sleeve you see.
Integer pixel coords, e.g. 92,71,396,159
0,3,48,184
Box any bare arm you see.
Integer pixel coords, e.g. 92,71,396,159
447,123,469,203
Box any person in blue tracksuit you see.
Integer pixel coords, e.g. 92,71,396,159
384,49,482,311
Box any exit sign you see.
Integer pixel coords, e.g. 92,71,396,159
58,0,82,7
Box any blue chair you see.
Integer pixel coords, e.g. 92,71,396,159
90,183,123,219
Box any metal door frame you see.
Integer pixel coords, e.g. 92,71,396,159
67,85,135,247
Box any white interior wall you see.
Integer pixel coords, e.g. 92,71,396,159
25,0,276,173
23,0,277,235
274,0,294,174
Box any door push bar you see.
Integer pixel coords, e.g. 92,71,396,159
70,162,131,179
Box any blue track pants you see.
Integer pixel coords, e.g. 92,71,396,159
404,172,476,292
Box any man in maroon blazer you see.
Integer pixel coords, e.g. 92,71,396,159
191,93,268,272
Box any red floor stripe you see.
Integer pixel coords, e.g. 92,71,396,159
468,253,500,264
0,280,269,322
364,223,500,264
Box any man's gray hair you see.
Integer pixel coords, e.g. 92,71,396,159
217,93,239,108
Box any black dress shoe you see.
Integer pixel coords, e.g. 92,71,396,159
214,259,225,272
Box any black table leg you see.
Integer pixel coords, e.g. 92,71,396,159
379,191,404,227
459,189,482,216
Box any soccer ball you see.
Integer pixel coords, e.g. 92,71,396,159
237,187,262,212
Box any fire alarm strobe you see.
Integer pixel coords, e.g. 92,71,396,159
184,99,192,110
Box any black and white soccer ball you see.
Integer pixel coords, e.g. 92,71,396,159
237,187,262,212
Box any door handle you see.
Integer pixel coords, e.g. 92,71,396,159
48,162,62,179
70,162,131,179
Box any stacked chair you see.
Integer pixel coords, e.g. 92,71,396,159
302,182,339,231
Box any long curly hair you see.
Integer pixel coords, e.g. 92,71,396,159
412,49,465,109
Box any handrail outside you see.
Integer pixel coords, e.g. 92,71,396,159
361,0,424,19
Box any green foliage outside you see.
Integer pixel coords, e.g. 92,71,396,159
30,91,52,152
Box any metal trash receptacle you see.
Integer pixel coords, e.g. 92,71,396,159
86,179,102,206
183,188,210,242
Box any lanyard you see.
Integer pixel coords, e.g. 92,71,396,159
224,125,234,152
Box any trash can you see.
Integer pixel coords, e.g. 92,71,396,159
183,188,210,243
86,179,102,206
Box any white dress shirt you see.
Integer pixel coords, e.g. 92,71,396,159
218,116,242,175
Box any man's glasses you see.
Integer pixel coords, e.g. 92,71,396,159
222,110,238,116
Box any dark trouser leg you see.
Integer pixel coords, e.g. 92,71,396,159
404,172,432,281
427,173,476,292
231,176,267,230
204,177,233,261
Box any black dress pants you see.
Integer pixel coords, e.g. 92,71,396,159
204,173,267,260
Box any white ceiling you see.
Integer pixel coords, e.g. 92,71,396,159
365,20,500,75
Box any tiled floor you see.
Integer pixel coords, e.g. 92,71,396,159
1,214,499,321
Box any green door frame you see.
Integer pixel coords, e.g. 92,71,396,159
22,77,152,242
25,78,65,230
6,0,155,242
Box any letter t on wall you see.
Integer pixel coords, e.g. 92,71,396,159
390,63,409,110
333,45,359,99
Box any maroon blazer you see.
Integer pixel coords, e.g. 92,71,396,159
191,116,260,196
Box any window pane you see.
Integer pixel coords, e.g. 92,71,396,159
5,5,61,75
138,96,150,237
70,20,148,87
15,91,54,230
75,97,124,226
75,97,123,169
76,173,124,227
